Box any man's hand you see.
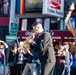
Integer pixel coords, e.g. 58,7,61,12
27,39,33,44
70,3,75,11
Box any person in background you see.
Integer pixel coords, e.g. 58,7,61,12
8,43,18,75
22,40,39,75
63,42,72,75
0,40,8,65
54,43,66,75
16,41,27,75
27,22,56,75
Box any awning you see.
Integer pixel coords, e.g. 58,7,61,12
17,30,76,41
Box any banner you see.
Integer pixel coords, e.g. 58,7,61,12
15,0,25,14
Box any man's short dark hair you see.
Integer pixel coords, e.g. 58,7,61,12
32,21,42,27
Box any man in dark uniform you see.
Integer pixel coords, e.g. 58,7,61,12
27,22,56,75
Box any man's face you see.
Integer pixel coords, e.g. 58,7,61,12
32,24,41,35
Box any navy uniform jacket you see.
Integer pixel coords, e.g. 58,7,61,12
30,31,56,63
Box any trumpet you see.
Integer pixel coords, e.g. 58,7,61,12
23,33,35,48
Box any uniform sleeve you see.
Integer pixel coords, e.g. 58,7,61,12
40,32,50,51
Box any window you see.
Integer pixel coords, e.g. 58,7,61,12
21,19,27,31
27,18,35,30
0,26,9,40
19,17,60,31
44,18,50,30
50,18,60,30
0,0,9,15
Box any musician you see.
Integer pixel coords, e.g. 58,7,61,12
27,22,56,75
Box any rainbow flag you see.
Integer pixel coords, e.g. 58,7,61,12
15,0,25,14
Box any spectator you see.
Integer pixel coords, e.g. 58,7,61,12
16,41,27,75
8,43,18,75
0,40,8,65
22,47,39,75
64,42,72,75
54,44,66,75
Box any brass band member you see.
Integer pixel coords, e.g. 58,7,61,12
25,22,56,75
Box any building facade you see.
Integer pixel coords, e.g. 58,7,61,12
0,0,76,40
0,0,10,40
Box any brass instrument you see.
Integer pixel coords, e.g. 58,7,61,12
22,33,35,48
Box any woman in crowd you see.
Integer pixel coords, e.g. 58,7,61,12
8,43,18,75
54,43,66,75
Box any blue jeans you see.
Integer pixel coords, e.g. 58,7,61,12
32,63,37,75
53,66,64,75
64,64,70,75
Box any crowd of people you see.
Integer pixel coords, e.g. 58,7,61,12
8,41,40,75
0,3,76,75
0,39,76,75
0,22,76,75
54,42,76,75
7,22,56,75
